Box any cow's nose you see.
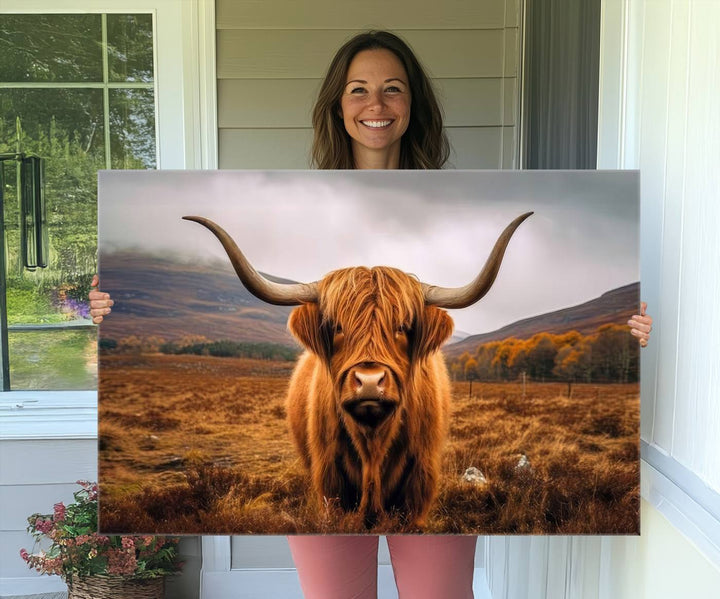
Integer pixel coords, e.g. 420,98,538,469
354,368,386,398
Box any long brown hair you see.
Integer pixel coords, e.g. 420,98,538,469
311,31,449,170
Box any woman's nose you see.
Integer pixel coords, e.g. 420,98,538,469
366,89,385,110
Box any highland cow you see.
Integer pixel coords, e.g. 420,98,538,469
184,212,532,527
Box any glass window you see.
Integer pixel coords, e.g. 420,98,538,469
107,14,154,83
0,13,156,390
0,14,103,83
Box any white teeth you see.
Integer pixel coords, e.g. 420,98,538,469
362,120,392,128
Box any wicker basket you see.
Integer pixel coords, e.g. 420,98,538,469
67,575,164,599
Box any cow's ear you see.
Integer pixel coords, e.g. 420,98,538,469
288,304,332,360
413,307,454,359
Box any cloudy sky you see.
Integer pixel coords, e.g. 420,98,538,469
99,170,639,334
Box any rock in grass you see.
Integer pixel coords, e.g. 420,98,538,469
462,467,487,485
515,454,531,471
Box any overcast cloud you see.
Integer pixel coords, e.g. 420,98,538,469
99,170,639,334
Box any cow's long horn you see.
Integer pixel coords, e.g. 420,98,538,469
422,211,533,309
183,216,319,306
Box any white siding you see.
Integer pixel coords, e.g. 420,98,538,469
606,0,720,491
0,439,97,590
485,0,720,597
216,0,522,169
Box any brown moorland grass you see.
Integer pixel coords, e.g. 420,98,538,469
98,353,639,535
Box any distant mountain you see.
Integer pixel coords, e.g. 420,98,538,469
443,283,640,359
447,329,472,345
100,251,639,356
99,251,298,347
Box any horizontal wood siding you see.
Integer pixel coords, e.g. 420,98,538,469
219,126,514,170
0,440,97,485
0,439,97,580
218,29,512,79
216,0,521,169
218,78,517,128
217,0,516,30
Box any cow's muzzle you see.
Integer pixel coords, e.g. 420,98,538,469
341,363,399,429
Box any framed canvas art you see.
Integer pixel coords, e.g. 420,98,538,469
97,169,640,535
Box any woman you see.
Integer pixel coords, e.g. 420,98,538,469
90,31,653,598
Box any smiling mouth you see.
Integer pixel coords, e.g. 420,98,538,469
361,120,393,128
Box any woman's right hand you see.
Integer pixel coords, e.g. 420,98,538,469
89,275,114,324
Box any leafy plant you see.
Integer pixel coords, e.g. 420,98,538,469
20,481,182,583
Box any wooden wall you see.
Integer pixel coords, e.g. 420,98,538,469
215,0,522,169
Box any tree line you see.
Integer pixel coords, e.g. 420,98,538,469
99,334,299,362
448,325,639,384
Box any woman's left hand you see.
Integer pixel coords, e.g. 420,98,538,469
89,275,114,324
628,301,653,348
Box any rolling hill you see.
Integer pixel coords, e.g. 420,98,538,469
99,251,639,354
443,282,640,358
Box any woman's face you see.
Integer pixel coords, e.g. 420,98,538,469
340,49,411,165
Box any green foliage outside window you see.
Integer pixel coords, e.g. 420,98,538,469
0,13,155,389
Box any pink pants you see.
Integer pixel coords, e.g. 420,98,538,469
288,535,477,599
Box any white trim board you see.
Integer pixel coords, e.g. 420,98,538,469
641,457,720,568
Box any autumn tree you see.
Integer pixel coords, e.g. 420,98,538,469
591,324,638,382
525,333,558,381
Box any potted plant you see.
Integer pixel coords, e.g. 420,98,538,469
20,481,182,599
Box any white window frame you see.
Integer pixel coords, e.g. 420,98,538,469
0,0,217,440
597,0,720,567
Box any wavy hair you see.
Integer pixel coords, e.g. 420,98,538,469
311,31,449,170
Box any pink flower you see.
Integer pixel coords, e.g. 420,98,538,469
43,556,64,576
53,502,66,522
107,548,137,576
34,518,53,534
121,537,135,549
19,548,29,562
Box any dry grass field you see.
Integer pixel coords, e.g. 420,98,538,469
98,353,639,535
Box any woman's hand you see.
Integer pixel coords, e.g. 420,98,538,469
628,301,652,348
89,275,114,324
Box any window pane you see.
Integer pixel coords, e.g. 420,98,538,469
0,14,103,82
2,89,102,390
0,13,156,391
0,89,106,161
9,329,97,390
110,89,156,169
107,14,154,83
1,88,104,283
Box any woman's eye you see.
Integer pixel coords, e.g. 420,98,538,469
349,87,367,94
385,86,402,93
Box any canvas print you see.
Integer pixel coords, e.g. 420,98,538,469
97,170,640,535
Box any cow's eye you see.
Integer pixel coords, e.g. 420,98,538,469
334,323,343,334
396,325,407,335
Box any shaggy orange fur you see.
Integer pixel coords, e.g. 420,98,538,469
286,267,453,527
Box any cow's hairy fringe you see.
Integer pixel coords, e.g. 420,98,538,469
319,266,423,334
